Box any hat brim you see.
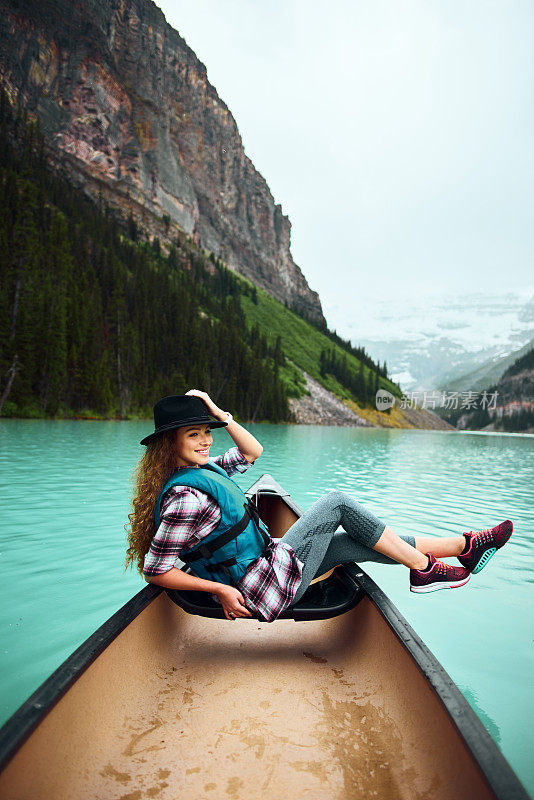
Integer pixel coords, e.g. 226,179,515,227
140,416,228,446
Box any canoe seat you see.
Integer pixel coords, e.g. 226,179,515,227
165,565,364,621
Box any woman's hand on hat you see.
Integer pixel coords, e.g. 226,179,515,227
216,585,253,620
185,389,226,421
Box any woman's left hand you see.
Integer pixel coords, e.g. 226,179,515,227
185,389,226,421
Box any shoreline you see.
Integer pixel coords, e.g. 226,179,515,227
2,417,533,436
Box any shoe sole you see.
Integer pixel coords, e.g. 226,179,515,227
410,575,471,593
465,523,513,573
471,547,496,574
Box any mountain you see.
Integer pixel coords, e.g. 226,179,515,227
0,102,298,421
323,291,534,395
1,97,418,426
436,336,534,394
494,348,534,407
433,346,534,433
468,349,534,433
0,2,453,430
0,0,324,325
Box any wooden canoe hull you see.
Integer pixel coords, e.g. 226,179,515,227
0,475,528,800
0,590,504,800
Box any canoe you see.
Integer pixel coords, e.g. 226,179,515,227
0,473,528,800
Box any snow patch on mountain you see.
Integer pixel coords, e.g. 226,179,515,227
324,289,534,393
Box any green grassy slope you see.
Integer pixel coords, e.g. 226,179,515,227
238,284,402,402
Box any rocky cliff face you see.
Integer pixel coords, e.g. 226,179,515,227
0,0,324,324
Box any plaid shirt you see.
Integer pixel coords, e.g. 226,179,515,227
143,446,303,622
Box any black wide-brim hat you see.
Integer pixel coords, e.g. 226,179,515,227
140,395,228,446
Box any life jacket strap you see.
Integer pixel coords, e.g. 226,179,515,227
204,556,238,584
245,498,271,547
180,499,270,564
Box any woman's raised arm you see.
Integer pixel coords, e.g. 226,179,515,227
185,389,263,463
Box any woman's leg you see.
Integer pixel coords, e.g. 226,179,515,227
284,490,429,604
312,532,466,578
372,526,431,569
283,490,385,604
284,491,468,604
313,529,417,575
373,529,465,565
413,536,465,558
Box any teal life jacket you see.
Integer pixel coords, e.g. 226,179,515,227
154,460,271,586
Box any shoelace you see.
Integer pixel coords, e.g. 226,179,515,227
465,527,494,546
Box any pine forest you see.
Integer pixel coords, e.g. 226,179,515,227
0,93,395,423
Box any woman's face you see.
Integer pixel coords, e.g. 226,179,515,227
174,424,213,468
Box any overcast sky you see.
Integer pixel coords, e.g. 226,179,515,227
158,0,534,330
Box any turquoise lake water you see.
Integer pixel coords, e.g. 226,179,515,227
1,420,533,793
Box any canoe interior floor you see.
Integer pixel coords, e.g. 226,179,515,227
0,592,494,800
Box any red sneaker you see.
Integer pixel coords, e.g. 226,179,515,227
458,520,513,574
410,553,471,593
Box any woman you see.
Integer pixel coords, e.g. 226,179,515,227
125,390,513,622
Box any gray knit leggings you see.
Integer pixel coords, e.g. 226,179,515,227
283,490,415,604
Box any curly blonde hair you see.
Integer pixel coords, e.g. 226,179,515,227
124,429,179,575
